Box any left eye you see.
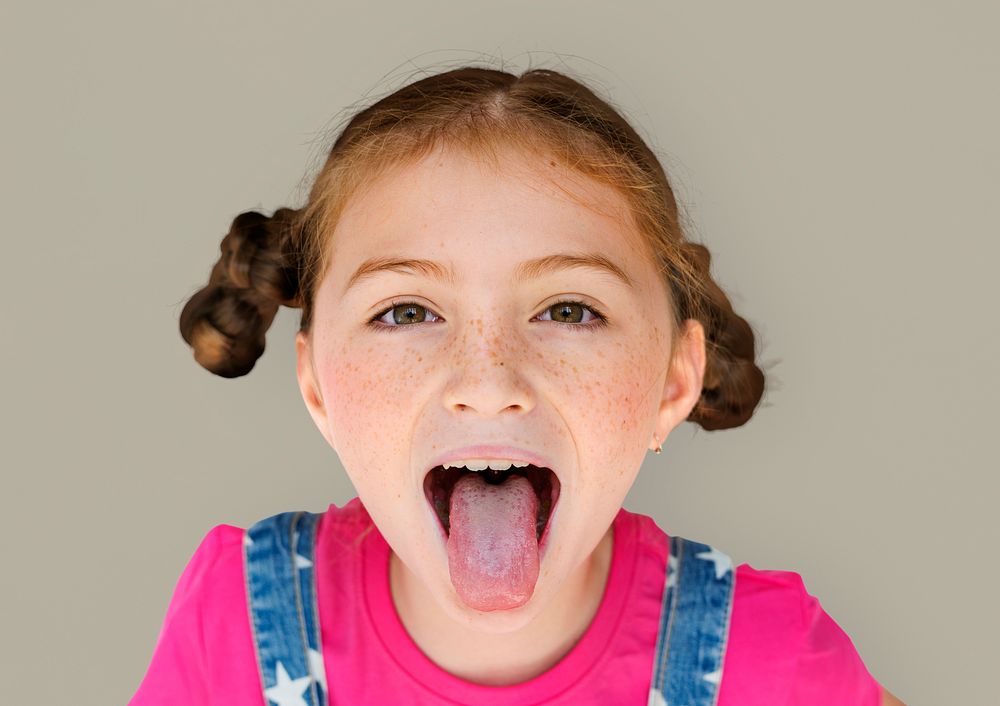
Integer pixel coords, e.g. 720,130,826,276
536,300,607,327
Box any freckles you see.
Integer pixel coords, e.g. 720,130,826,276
598,352,652,440
331,344,407,412
347,347,412,466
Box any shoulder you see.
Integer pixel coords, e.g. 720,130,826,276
172,524,246,600
611,513,888,705
721,564,882,706
155,524,247,625
129,523,259,706
149,523,249,640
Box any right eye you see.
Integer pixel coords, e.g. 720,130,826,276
367,300,443,331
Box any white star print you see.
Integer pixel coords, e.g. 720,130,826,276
295,553,313,569
666,553,678,589
308,648,327,692
703,668,721,684
264,661,311,706
694,547,732,580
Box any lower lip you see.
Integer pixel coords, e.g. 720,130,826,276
424,475,561,559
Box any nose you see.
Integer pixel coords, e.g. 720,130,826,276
441,320,537,418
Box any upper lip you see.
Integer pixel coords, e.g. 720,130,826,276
425,444,559,480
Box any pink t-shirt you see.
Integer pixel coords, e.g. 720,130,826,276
129,498,882,705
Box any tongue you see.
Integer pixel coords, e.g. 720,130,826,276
447,472,540,612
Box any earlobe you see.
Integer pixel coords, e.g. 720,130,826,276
653,319,707,445
295,331,334,448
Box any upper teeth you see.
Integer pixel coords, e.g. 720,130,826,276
442,459,531,472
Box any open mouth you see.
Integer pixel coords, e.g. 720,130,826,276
423,464,561,543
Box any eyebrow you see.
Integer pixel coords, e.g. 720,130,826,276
343,251,637,295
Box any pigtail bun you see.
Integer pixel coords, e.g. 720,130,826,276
179,207,303,378
681,242,767,431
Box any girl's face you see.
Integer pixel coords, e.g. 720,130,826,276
296,143,704,632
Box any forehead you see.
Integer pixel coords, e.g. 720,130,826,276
327,143,652,281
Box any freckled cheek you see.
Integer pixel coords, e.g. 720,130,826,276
562,349,662,479
318,346,422,480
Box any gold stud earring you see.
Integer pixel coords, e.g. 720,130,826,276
652,435,662,454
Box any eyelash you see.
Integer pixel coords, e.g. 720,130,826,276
367,299,609,333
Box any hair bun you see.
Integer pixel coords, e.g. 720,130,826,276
679,243,767,430
179,208,303,378
692,335,766,431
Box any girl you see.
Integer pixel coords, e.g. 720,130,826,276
131,66,904,705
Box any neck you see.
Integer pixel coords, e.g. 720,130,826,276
389,525,615,686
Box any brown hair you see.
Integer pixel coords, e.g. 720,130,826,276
179,65,767,430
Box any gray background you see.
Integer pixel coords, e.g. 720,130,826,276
2,1,997,704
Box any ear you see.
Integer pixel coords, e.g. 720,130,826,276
653,318,707,448
295,330,336,449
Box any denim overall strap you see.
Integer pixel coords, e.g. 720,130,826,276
244,511,328,706
647,536,736,706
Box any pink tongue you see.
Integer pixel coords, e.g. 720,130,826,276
447,473,540,612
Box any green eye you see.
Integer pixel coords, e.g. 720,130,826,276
546,302,593,324
537,300,608,330
369,301,442,329
389,303,430,325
